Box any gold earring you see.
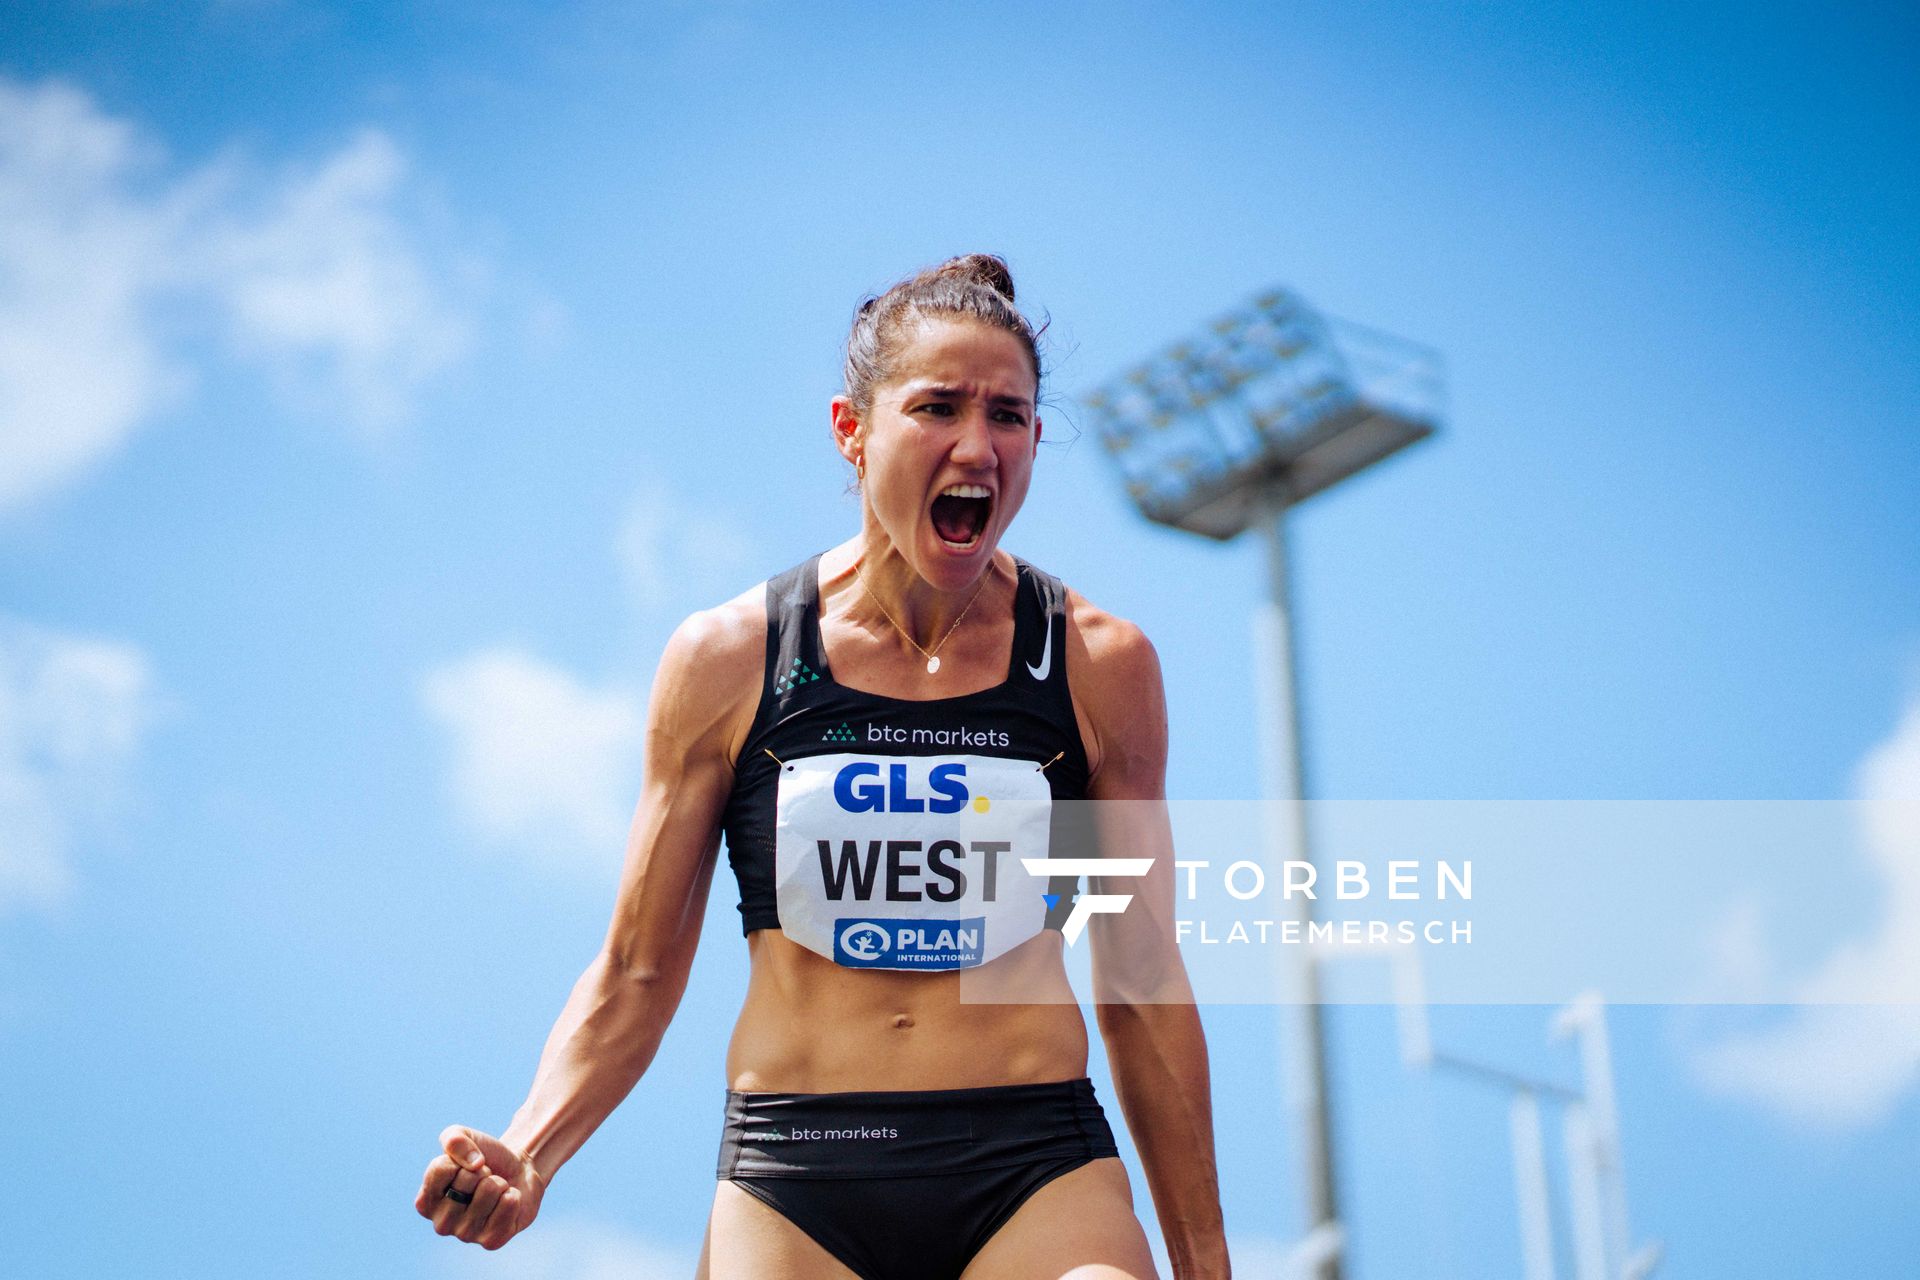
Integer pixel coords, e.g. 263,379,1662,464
856,454,865,480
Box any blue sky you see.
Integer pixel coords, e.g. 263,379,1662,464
2,2,1916,1277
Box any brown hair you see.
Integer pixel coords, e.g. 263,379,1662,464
842,253,1044,417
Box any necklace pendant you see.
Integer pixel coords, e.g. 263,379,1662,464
926,656,941,675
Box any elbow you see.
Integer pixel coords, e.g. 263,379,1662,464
1092,950,1198,1009
597,947,684,995
1093,1000,1133,1040
1094,997,1157,1040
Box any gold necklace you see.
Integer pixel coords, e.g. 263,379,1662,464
854,559,992,674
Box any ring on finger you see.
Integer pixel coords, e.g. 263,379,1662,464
456,1177,508,1241
444,1184,474,1205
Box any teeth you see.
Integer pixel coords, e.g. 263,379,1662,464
939,484,992,499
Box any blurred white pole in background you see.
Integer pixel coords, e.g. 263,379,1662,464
1511,1090,1558,1280
1564,1102,1609,1280
1254,499,1342,1280
1554,994,1634,1277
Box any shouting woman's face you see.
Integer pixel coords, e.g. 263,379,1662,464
837,317,1041,591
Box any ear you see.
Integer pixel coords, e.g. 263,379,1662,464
1032,414,1043,454
829,395,862,466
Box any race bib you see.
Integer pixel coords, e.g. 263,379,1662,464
774,753,1054,970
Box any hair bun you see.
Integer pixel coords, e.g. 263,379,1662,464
840,252,1040,418
935,253,1016,304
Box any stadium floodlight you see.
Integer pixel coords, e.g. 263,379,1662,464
1084,288,1443,1280
1081,289,1442,539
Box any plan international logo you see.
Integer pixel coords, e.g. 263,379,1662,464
834,917,987,967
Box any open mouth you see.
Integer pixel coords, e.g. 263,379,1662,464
930,483,992,549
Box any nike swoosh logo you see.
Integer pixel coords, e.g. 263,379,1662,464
1027,620,1053,681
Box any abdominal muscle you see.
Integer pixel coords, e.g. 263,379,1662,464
724,928,1090,1093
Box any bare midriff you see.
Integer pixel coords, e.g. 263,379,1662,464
725,928,1089,1093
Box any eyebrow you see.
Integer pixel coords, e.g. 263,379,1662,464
908,384,1034,411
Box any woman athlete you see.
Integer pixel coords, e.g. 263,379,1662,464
415,255,1230,1278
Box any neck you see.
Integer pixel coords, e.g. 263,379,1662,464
830,532,1002,649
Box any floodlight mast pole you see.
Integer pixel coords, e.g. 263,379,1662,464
1086,288,1440,1280
1254,492,1343,1280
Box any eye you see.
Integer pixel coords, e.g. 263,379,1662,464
916,401,956,416
993,409,1029,426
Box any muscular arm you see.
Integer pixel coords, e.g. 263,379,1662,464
498,603,760,1182
1074,604,1231,1280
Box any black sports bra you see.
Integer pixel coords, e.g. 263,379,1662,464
719,552,1091,970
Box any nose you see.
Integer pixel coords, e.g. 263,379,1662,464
950,406,995,469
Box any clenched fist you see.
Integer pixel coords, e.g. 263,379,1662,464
415,1124,547,1250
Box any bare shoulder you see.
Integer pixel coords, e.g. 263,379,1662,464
660,582,764,674
1063,585,1164,692
1061,584,1167,795
648,582,766,766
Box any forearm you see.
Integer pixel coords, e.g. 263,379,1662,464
500,949,689,1183
1099,1000,1230,1279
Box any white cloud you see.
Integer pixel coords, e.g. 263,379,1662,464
429,1214,693,1280
199,127,472,431
616,479,758,616
420,649,644,872
0,615,154,914
1685,694,1920,1129
1688,1003,1920,1131
423,482,756,871
0,80,187,512
0,76,475,514
1692,896,1773,1003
